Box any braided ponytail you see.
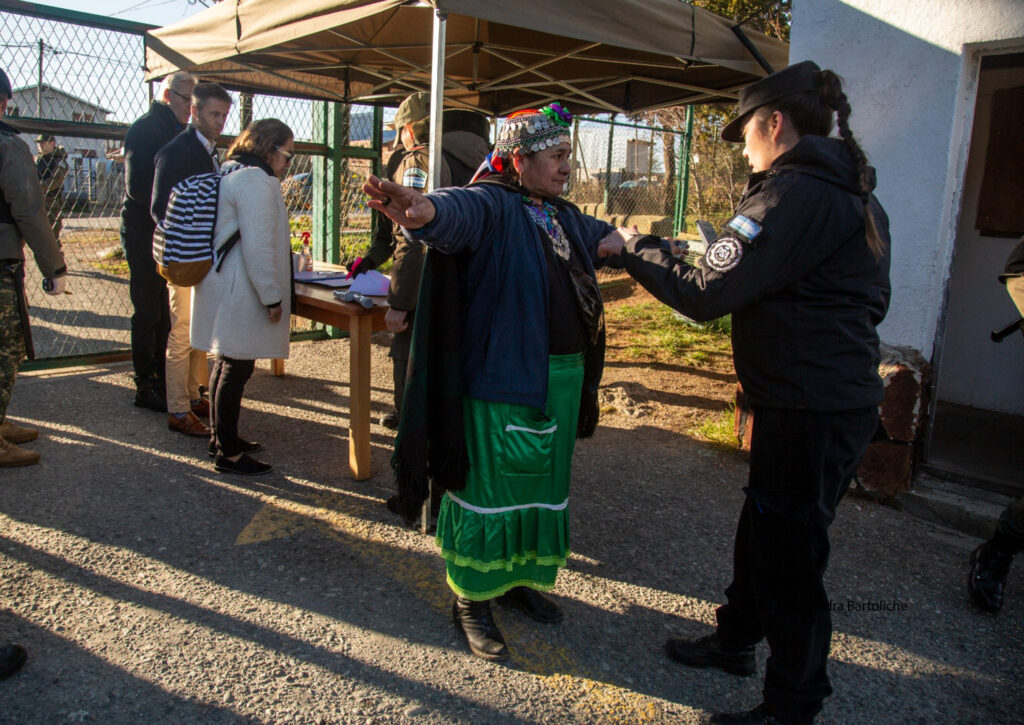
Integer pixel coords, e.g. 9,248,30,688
818,71,886,259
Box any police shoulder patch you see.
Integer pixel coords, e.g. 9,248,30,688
402,166,428,190
703,236,744,273
724,214,762,243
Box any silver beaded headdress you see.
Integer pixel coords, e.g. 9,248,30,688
493,103,573,159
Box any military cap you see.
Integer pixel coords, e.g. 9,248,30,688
721,60,821,142
36,133,55,143
392,92,431,130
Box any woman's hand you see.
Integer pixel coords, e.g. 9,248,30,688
363,175,436,229
597,225,640,258
267,305,283,323
385,308,408,333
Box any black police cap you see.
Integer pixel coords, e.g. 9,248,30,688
721,60,821,143
0,68,11,100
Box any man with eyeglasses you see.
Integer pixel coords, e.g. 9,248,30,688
151,82,234,439
120,70,196,413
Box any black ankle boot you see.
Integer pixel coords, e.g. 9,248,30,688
452,597,508,661
968,532,1018,613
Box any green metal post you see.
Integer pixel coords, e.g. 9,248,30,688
369,105,383,248
602,116,615,210
312,101,345,338
674,105,694,236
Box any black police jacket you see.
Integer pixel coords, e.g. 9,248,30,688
622,135,892,411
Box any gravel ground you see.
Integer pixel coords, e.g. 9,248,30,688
1,336,1021,724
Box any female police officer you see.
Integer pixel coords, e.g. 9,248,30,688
598,61,891,725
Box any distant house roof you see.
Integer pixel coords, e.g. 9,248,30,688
11,83,112,115
349,111,395,144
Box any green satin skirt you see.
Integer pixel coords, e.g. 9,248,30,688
435,352,584,600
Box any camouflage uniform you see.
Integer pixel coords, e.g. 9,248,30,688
0,269,27,420
0,119,66,424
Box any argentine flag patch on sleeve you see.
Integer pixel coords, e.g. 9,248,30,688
402,166,428,190
725,214,762,243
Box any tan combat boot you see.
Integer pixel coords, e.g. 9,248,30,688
0,434,39,467
0,420,38,444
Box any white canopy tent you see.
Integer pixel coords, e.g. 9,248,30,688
146,0,788,186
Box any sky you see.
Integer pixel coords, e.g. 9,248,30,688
36,0,207,28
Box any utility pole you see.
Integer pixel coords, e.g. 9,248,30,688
37,39,44,116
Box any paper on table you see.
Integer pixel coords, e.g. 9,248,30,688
350,269,390,296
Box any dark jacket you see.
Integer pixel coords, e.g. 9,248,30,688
622,135,891,411
408,183,615,409
120,101,185,234
0,120,65,275
151,126,218,225
387,131,490,311
387,144,452,311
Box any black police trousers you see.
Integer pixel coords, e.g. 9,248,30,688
715,405,877,725
122,224,170,386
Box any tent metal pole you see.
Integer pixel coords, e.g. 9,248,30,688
427,10,448,192
422,8,448,534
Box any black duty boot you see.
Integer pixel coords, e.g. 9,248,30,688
666,633,756,676
0,643,27,679
708,703,792,724
452,597,508,661
968,534,1016,613
497,586,563,623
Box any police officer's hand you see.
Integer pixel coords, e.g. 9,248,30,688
597,225,640,258
364,175,436,229
43,274,67,295
385,308,409,333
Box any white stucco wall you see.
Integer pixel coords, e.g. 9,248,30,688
790,0,1024,360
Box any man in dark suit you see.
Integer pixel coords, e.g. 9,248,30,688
151,82,233,438
120,70,195,412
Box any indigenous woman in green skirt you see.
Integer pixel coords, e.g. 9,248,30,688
365,105,631,661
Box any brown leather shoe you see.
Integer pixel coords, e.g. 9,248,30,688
191,397,210,418
168,412,211,437
0,420,38,444
0,436,40,467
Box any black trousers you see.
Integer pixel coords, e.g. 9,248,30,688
209,356,255,458
122,225,170,386
996,496,1024,551
389,315,413,412
715,406,877,725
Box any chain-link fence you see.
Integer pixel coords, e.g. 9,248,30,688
1,6,387,365
2,7,695,364
565,115,693,279
566,116,681,220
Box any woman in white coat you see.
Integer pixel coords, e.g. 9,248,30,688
191,118,294,475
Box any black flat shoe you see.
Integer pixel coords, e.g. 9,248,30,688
497,586,564,623
452,597,508,662
214,453,272,476
0,644,27,679
208,439,262,458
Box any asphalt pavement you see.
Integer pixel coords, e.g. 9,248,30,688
0,338,1020,724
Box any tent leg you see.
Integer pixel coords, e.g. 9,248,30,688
426,10,448,192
